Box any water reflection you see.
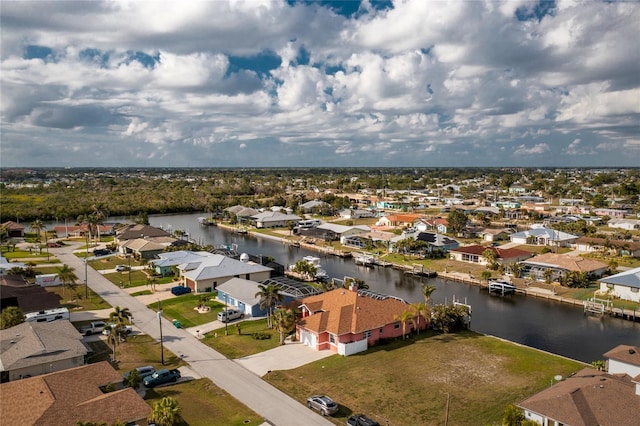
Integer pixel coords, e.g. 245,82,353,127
137,213,639,362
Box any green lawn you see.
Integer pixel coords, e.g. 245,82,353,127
145,379,264,426
265,331,585,426
201,318,280,358
44,285,111,311
147,294,225,328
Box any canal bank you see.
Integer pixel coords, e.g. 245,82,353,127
145,213,640,363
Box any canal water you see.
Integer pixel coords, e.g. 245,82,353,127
146,213,639,364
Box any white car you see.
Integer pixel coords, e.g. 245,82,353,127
115,264,130,272
102,323,133,336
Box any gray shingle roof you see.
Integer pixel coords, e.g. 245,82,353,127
599,267,640,289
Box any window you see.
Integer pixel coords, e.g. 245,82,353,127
606,284,614,289
631,287,639,293
329,334,335,343
363,330,372,338
394,322,400,329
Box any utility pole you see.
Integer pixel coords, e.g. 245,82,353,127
444,393,450,426
158,299,164,365
84,232,89,299
224,294,229,336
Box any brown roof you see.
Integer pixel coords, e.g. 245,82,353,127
116,224,171,241
298,288,410,336
1,221,25,231
517,367,640,426
450,244,533,260
524,253,608,273
0,361,151,425
0,282,61,313
603,344,640,367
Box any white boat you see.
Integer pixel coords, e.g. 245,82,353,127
488,280,517,295
354,253,375,267
289,256,329,281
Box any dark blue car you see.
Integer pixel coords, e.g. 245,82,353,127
171,285,192,296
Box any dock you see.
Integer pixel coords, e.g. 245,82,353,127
401,264,438,278
488,281,517,296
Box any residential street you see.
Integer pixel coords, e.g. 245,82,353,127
52,244,333,426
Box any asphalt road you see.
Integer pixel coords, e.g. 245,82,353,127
52,244,333,426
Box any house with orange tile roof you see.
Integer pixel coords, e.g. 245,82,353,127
376,213,422,228
517,344,640,426
296,287,424,356
0,361,151,425
522,252,608,281
449,245,533,266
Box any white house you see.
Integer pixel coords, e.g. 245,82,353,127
607,218,640,231
180,253,273,293
598,267,640,303
251,211,302,228
509,227,578,247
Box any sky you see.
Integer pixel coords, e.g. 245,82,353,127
1,0,639,168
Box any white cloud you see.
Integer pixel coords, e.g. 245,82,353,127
0,0,638,167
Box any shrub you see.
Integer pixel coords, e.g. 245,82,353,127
252,332,272,340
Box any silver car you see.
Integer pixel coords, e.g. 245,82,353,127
306,395,339,416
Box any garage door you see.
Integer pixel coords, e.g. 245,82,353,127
300,329,317,349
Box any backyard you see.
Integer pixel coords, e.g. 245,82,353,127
147,294,226,328
264,330,585,426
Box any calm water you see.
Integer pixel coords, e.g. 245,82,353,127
146,213,640,363
48,213,638,363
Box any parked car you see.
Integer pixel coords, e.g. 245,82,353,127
347,414,380,426
102,323,133,336
115,264,130,272
123,365,156,381
80,321,107,336
171,285,192,296
93,248,112,257
217,309,244,323
143,369,181,388
307,395,339,416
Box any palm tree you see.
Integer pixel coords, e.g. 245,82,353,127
255,283,283,328
395,309,416,339
272,307,297,345
30,219,45,242
107,306,133,361
481,270,492,283
1,306,25,329
148,397,182,426
411,302,429,334
56,264,78,297
543,268,554,285
421,284,437,306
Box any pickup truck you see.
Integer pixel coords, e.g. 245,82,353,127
80,321,107,336
102,323,133,336
143,369,181,388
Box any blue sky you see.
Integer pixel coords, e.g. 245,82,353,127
1,0,638,167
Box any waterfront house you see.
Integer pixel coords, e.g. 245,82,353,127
448,245,533,266
115,223,172,243
250,211,302,228
179,253,272,293
0,320,87,382
390,231,459,253
598,267,640,303
521,253,608,281
0,361,151,425
509,227,578,247
0,221,25,238
216,276,322,317
151,250,215,277
517,344,640,426
296,287,422,356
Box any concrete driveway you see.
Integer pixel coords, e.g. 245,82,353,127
236,340,334,377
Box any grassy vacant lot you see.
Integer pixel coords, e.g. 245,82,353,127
44,285,111,311
145,379,264,426
265,331,584,426
148,294,226,328
201,318,280,358
86,334,184,372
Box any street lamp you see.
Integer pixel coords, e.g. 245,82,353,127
158,299,165,365
128,254,132,287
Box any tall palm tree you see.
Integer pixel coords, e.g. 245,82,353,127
107,306,132,362
56,264,78,297
411,302,429,334
148,397,182,426
395,309,416,339
421,284,437,306
255,284,283,328
272,307,297,345
30,219,45,242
